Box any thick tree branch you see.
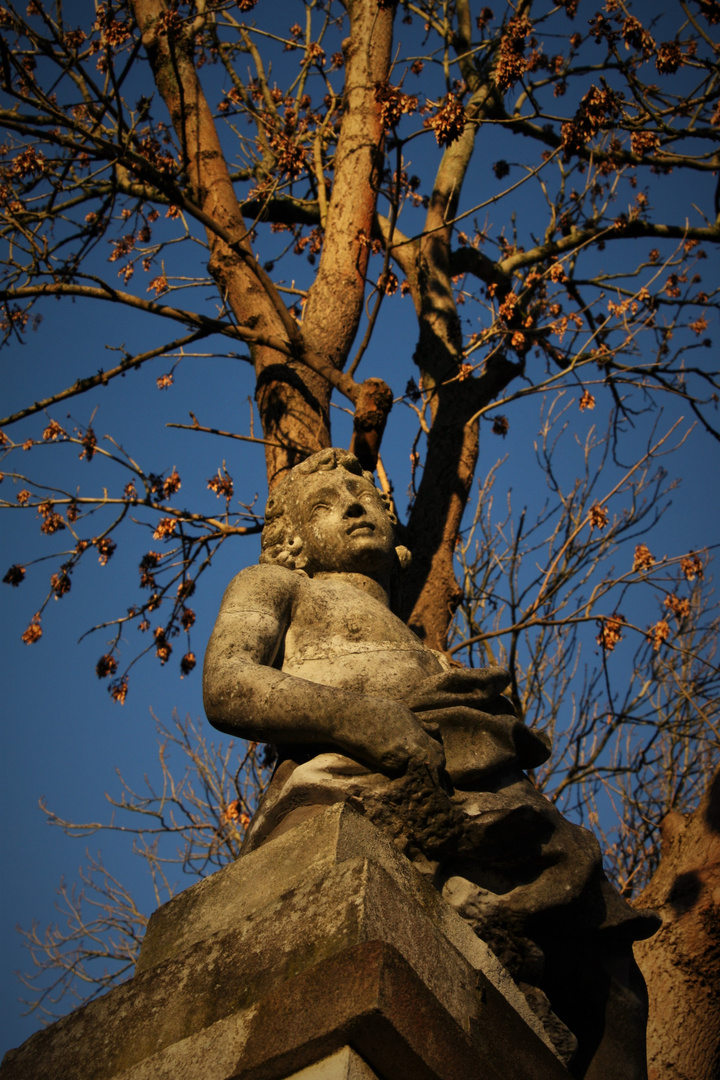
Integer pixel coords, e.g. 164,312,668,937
301,0,395,374
500,222,720,276
130,0,331,480
450,246,512,290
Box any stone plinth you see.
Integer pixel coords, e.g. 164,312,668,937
1,805,570,1080
283,1047,378,1079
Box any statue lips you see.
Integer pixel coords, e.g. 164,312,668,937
346,521,375,536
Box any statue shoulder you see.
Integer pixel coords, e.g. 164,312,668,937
218,562,307,613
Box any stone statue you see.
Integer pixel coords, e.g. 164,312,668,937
204,448,658,1079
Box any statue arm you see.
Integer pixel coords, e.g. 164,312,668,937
202,566,444,776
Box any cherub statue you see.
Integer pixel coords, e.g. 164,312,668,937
204,448,656,1078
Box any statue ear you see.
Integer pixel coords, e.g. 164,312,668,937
272,535,306,571
288,535,310,572
394,545,412,571
379,490,398,526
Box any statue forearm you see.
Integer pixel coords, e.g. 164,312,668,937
204,658,367,743
203,657,444,776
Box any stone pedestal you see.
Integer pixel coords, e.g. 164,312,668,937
1,805,570,1080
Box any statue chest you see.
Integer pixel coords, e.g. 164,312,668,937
281,578,441,694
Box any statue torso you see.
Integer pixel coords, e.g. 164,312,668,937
281,572,444,697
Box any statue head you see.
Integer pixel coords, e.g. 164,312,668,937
260,448,410,581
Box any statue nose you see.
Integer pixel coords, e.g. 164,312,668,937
344,500,365,518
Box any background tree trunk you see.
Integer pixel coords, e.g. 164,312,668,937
633,770,720,1080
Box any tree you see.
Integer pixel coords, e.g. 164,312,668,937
451,412,719,882
1,0,719,1070
634,769,720,1080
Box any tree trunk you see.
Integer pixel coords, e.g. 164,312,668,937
301,0,394,372
390,65,519,649
633,770,720,1080
132,0,323,485
133,0,396,487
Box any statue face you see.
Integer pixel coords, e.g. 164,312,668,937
294,470,396,578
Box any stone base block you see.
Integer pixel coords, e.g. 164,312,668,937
1,805,570,1080
285,1047,379,1080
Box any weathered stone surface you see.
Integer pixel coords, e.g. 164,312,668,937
1,930,258,1080
110,1013,255,1080
137,802,550,1051
283,1047,379,1080
1,805,568,1080
237,940,568,1080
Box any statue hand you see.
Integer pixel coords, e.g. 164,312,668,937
403,666,512,713
334,698,446,778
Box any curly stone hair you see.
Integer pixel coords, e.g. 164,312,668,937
259,447,410,575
